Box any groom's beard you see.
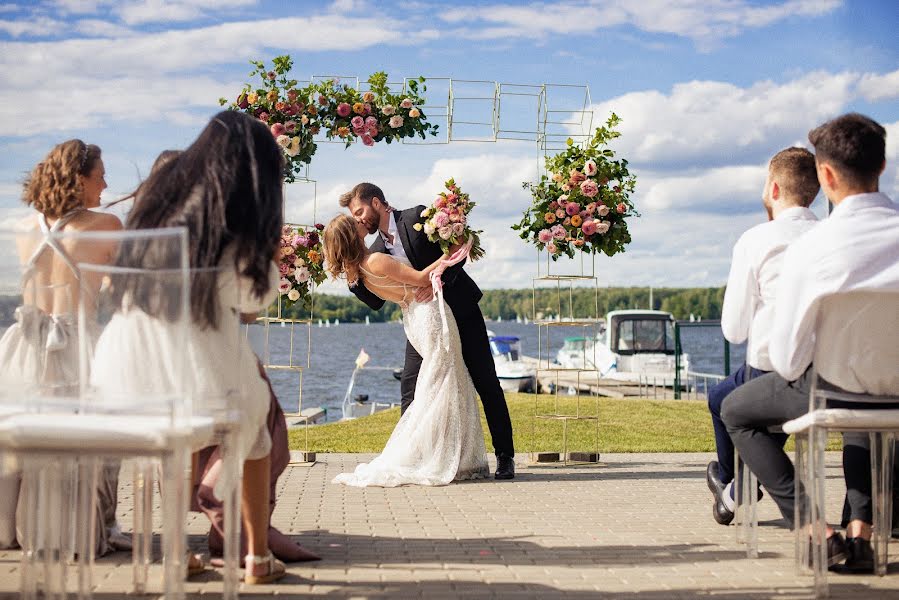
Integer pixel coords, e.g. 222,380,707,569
365,221,379,235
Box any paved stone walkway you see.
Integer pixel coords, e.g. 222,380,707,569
0,452,897,598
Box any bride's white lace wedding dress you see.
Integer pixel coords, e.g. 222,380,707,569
333,255,489,487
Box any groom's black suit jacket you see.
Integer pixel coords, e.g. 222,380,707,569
350,205,483,318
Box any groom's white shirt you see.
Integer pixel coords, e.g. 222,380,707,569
380,210,411,263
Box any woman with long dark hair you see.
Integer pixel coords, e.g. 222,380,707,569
90,111,287,583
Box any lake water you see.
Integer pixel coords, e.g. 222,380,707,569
248,319,746,422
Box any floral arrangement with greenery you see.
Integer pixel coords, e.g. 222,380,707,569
220,56,438,183
513,113,638,260
277,223,326,311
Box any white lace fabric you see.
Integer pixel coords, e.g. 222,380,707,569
334,256,489,487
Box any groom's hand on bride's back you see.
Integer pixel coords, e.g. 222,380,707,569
414,286,434,303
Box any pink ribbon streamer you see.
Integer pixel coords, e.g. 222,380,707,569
429,238,474,351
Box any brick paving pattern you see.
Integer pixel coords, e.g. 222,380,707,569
0,452,896,598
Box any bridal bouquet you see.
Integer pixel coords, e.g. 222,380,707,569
414,178,485,261
513,113,638,260
220,55,439,183
277,223,326,311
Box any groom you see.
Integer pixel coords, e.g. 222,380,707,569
339,182,515,479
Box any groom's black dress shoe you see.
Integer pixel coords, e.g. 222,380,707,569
843,537,874,573
495,455,515,480
706,461,734,525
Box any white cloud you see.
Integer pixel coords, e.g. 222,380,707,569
588,70,874,168
0,16,64,37
116,0,257,25
440,0,841,45
74,19,136,37
857,69,899,102
638,165,766,212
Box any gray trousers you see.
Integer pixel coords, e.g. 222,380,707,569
721,367,895,529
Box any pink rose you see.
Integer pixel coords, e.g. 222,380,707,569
584,160,597,177
565,202,580,216
365,116,378,127
434,212,450,228
361,133,375,146
561,183,571,192
400,98,414,109
287,90,298,102
367,123,379,136
551,224,566,240
337,103,351,117
351,115,364,130
598,204,610,217
449,210,461,223
438,226,453,240
389,115,404,128
258,112,270,122
586,202,596,213
596,221,611,234
581,220,597,236
617,202,627,214
278,278,291,294
278,262,289,275
538,229,553,243
381,104,396,116
563,217,571,226
580,180,599,198
435,197,447,209
270,123,286,137
548,201,559,211
555,208,566,219
569,169,586,186
452,222,464,236
579,210,588,218
267,71,276,80
446,193,458,203
362,91,375,103
547,242,557,254
284,120,297,133
318,95,328,105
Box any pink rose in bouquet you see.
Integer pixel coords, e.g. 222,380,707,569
413,178,485,261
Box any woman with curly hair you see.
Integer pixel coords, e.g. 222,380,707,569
0,139,124,554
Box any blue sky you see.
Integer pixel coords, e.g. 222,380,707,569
1,0,897,292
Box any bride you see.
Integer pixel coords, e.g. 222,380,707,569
322,214,489,487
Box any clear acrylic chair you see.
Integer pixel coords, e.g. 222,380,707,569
782,289,899,598
0,227,211,599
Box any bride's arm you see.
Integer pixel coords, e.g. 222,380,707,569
367,252,446,287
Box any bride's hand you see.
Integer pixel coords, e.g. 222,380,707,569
447,241,464,255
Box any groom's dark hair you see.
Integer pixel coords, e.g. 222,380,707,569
339,182,388,208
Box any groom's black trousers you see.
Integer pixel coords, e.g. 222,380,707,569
400,303,515,458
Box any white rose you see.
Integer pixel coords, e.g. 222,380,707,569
584,160,597,177
381,104,396,116
276,134,290,148
294,266,311,283
294,257,305,267
423,222,436,235
438,226,452,240
287,288,300,301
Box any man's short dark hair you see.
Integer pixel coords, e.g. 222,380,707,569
808,113,886,188
769,147,820,207
338,182,387,208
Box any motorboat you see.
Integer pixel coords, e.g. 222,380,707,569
488,334,536,393
555,310,689,386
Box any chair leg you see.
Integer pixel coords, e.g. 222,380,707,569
132,461,154,594
810,425,829,598
76,458,99,600
870,432,892,577
20,459,39,600
734,452,744,544
746,468,759,558
221,429,242,600
161,448,188,600
794,432,810,574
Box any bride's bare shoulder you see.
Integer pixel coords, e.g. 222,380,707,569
364,253,391,274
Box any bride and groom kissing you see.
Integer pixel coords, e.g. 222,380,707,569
321,182,515,487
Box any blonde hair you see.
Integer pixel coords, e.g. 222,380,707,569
323,214,366,286
23,139,101,218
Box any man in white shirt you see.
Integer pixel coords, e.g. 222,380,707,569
722,113,899,572
706,147,820,526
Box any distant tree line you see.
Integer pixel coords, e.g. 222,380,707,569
285,287,725,323
0,287,725,327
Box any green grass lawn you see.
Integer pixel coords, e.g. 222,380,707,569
291,392,840,453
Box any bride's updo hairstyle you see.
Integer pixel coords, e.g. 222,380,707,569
23,139,102,218
323,214,365,286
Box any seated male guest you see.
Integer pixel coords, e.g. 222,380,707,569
721,113,899,571
706,147,819,525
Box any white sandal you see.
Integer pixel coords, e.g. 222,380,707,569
244,552,286,584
